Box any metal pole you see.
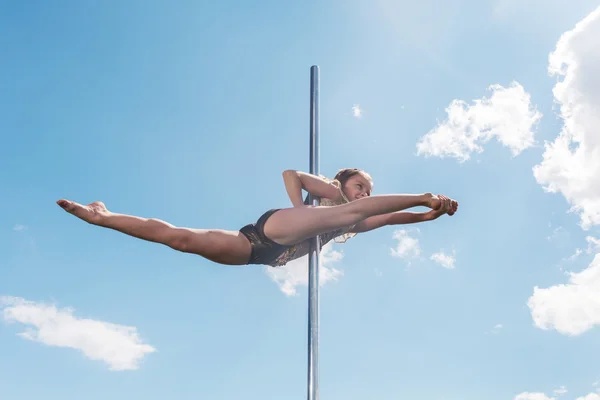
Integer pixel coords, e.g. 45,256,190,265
307,65,320,400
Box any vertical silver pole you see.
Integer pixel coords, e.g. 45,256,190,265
307,65,320,400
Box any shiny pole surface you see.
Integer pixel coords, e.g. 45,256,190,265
307,65,320,400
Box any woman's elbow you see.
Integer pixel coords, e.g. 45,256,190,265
282,169,298,177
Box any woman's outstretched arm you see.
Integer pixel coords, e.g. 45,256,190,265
349,211,436,233
349,195,457,233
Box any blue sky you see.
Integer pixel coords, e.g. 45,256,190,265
2,1,600,399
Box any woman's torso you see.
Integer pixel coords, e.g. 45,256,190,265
268,177,357,267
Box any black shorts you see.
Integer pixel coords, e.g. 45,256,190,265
239,209,292,266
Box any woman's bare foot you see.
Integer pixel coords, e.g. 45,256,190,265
424,193,442,210
56,199,110,225
424,193,458,216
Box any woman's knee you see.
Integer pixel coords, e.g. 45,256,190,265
166,228,193,252
165,228,251,265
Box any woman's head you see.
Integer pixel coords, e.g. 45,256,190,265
334,168,373,201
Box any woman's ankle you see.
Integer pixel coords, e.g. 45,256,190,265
421,193,439,209
93,211,113,227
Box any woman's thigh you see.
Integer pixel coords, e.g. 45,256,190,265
262,205,361,245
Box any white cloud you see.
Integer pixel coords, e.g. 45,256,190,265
514,392,554,400
565,248,583,261
576,394,600,400
390,229,421,259
0,296,155,371
553,386,568,396
562,236,599,263
264,243,344,296
527,6,600,338
587,236,600,253
532,6,600,230
416,81,542,162
491,323,503,334
528,253,600,336
13,224,27,232
352,104,362,118
547,226,569,242
430,250,456,269
514,390,599,400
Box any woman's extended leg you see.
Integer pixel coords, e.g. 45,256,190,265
264,193,442,245
56,200,251,265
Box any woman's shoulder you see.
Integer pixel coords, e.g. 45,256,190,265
319,179,349,206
